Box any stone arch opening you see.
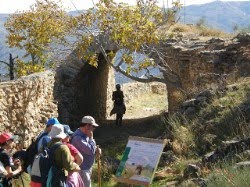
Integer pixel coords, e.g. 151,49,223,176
55,52,114,128
55,50,169,127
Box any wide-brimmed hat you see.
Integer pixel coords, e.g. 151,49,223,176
63,125,74,136
48,124,67,139
81,116,99,127
0,133,17,144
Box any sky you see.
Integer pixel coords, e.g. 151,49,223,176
0,0,250,13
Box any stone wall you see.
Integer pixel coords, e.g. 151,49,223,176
160,34,250,112
54,52,115,128
122,82,167,104
0,71,57,147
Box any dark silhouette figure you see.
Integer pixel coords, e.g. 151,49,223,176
110,84,126,126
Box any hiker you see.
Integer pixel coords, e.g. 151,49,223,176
63,125,84,187
0,133,22,187
37,117,60,151
30,124,80,187
110,84,126,126
71,116,102,187
11,150,31,187
24,117,61,174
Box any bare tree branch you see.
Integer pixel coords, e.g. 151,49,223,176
0,60,10,67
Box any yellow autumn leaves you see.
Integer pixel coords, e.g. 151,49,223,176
4,0,180,77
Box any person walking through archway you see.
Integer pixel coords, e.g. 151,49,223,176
110,84,126,126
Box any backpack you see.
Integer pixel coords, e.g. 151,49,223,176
46,165,67,187
0,159,6,183
30,143,62,186
23,132,48,172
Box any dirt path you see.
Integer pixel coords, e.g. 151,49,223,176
95,92,167,150
95,115,165,147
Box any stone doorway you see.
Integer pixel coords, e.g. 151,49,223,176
55,53,114,128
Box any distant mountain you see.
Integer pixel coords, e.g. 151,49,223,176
0,14,11,78
1,1,250,80
0,14,10,61
179,1,250,32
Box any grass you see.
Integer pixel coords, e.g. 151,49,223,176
160,114,195,157
207,164,250,187
158,23,232,40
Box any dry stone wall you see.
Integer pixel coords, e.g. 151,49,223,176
122,82,167,104
160,34,250,112
0,71,57,148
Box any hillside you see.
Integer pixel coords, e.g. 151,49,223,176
179,1,250,32
94,77,250,186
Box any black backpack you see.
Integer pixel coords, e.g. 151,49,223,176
23,132,48,172
30,143,66,187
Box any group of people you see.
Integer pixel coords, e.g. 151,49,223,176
0,115,101,187
0,84,125,187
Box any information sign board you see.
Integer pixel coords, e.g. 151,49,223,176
115,136,167,186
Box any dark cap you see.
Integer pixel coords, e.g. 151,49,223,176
63,125,74,136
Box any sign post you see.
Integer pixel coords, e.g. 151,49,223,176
115,136,167,186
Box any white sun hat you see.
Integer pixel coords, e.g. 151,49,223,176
48,124,67,139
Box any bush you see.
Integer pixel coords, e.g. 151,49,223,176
161,114,195,156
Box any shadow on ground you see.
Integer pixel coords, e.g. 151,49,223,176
95,114,165,146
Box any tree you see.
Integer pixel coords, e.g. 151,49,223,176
67,0,182,87
0,53,18,80
4,0,184,112
4,0,182,88
4,0,71,77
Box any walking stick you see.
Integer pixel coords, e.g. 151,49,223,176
97,146,101,187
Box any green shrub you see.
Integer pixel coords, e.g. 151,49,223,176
161,114,195,156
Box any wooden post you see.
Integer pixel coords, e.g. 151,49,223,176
97,146,101,187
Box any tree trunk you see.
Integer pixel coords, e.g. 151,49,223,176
9,53,14,80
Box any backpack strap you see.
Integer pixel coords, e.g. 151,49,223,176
36,132,48,143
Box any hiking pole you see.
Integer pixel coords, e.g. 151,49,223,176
97,145,101,187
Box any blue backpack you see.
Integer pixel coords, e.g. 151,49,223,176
30,143,64,187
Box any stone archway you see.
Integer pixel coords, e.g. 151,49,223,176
54,52,115,128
